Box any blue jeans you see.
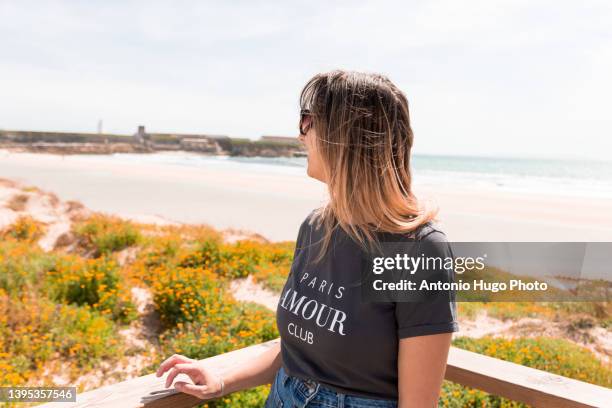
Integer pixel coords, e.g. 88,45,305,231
264,365,398,408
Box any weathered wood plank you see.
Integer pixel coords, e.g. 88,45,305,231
446,347,611,408
39,339,280,408
39,340,611,408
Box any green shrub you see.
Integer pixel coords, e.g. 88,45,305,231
0,294,123,385
74,214,141,256
178,240,223,270
46,255,137,323
151,266,227,327
157,302,278,360
53,303,122,367
217,241,264,279
1,216,45,242
177,239,294,282
197,385,271,408
0,240,56,293
252,262,291,292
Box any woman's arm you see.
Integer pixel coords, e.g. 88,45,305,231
156,340,282,399
222,340,282,394
397,333,452,408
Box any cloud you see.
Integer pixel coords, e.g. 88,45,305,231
0,0,610,159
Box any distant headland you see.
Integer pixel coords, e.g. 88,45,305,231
0,125,306,157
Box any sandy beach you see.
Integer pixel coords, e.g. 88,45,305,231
2,149,612,242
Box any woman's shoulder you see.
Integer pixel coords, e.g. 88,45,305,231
297,210,447,245
303,208,318,224
295,209,320,243
407,220,448,243
300,209,318,232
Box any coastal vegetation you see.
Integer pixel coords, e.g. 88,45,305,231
0,213,609,407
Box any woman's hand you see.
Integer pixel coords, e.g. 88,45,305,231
156,354,224,400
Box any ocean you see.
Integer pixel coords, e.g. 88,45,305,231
80,152,612,199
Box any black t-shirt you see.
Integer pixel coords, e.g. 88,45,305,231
276,213,459,400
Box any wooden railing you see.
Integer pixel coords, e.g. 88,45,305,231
41,339,611,408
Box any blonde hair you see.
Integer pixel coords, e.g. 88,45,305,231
300,70,438,261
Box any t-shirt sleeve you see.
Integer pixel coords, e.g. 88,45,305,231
394,228,459,339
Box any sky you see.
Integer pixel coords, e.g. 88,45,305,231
1,0,611,160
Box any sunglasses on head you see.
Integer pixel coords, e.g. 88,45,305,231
299,109,312,136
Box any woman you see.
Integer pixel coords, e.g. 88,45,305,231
156,70,459,407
